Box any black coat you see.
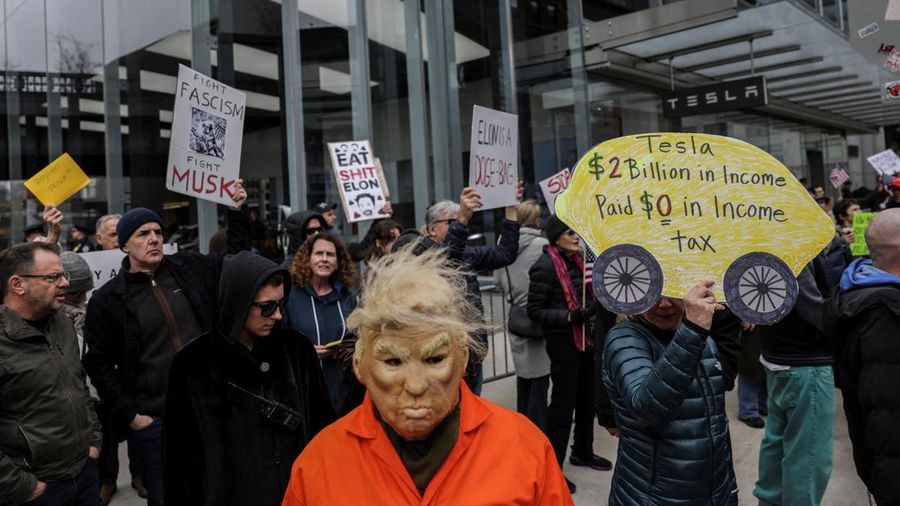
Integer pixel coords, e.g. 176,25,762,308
164,252,335,506
826,284,900,504
83,209,250,438
527,246,590,345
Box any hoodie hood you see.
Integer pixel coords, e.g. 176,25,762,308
519,227,544,249
839,258,900,293
217,251,291,344
284,210,326,256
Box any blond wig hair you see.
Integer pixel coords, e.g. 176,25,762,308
348,242,489,369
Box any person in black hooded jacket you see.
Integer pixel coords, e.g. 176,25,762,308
163,251,335,506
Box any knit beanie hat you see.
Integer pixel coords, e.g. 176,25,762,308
543,214,569,245
117,208,163,247
60,251,94,293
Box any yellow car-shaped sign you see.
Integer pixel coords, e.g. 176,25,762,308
555,133,834,325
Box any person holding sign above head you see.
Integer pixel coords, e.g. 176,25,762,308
282,245,573,506
602,282,738,506
283,232,358,412
424,183,522,394
527,215,612,494
82,181,251,506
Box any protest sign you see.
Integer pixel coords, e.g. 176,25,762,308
166,64,246,206
555,133,834,325
468,105,518,210
80,244,178,296
24,153,91,206
866,148,900,176
539,168,570,214
850,212,876,257
327,140,390,223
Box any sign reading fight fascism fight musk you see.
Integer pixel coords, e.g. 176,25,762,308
661,76,767,118
468,105,519,210
327,140,390,223
166,65,247,206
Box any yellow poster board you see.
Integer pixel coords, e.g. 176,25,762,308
555,133,834,325
24,153,91,206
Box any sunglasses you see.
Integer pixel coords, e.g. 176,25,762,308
306,226,325,235
250,299,285,317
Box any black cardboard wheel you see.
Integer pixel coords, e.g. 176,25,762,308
592,244,663,315
724,252,798,325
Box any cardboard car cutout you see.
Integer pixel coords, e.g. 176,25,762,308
555,133,834,325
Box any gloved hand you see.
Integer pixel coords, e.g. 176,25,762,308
569,304,596,325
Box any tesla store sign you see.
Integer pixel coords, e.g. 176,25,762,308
661,76,767,118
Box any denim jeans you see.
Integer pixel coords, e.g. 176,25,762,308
738,373,767,420
26,458,99,506
754,366,834,506
130,417,164,506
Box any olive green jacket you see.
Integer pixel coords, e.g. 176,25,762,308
0,305,101,505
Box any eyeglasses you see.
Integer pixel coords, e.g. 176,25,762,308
433,219,456,226
20,271,70,285
250,299,285,317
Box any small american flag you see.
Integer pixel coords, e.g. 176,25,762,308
584,247,597,285
829,166,850,189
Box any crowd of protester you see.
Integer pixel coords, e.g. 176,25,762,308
1,172,899,506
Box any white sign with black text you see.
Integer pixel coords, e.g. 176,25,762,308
166,65,247,206
327,140,390,223
539,168,571,214
468,105,519,210
866,148,900,176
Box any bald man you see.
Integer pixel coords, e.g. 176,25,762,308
826,208,900,505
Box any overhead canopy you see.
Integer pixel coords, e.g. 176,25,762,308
516,0,897,133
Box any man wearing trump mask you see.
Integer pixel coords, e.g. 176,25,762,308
282,244,571,505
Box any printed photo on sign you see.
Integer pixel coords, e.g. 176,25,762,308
166,64,246,207
327,140,390,223
554,133,834,325
190,107,227,159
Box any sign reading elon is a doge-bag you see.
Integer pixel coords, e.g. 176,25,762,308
166,64,247,206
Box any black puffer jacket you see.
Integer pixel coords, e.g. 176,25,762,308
826,284,900,504
526,246,590,343
164,252,335,506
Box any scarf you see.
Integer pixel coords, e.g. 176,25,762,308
548,246,592,351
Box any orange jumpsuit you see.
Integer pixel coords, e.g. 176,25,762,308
282,383,573,506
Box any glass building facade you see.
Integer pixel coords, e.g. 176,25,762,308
0,0,889,254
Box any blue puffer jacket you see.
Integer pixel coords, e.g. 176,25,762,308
603,319,737,506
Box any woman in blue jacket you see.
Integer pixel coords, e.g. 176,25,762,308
284,232,357,410
603,281,737,506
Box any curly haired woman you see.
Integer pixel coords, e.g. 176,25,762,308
283,232,358,410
